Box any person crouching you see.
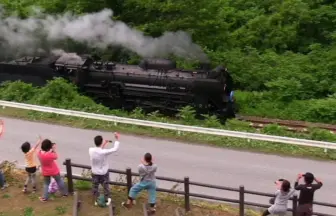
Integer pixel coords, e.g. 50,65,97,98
122,152,157,214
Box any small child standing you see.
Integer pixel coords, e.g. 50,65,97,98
122,153,158,214
21,136,42,193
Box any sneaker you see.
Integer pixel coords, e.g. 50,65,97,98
121,202,132,209
148,207,156,214
39,197,48,202
106,198,112,206
1,184,8,190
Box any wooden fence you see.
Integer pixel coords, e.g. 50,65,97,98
72,192,80,216
63,159,336,216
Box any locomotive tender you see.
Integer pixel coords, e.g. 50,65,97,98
0,53,235,121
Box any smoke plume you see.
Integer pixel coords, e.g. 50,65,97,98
51,49,82,61
0,6,209,62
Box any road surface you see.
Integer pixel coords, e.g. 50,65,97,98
0,117,335,214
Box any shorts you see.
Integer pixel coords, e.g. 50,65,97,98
268,205,287,216
25,166,37,174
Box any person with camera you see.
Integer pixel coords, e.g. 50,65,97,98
294,172,323,216
262,179,295,216
89,132,120,207
37,139,68,202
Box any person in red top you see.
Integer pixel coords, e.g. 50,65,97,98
38,139,68,202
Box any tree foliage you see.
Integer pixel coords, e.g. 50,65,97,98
0,0,336,122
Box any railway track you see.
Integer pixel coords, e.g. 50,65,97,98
237,116,336,133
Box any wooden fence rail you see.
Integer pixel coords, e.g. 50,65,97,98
63,159,336,216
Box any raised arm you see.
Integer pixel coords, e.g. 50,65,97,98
32,135,42,151
312,177,323,190
102,141,120,155
102,132,120,155
294,173,303,190
48,143,58,160
101,140,109,148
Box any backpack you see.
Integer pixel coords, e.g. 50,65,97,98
96,195,107,208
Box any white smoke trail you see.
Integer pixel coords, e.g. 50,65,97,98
51,49,82,61
0,7,209,62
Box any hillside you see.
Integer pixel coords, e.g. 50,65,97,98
0,0,335,123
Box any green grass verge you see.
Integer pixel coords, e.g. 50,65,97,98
1,106,336,161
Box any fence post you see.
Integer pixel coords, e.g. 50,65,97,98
239,185,244,216
184,177,190,212
65,158,74,194
126,168,132,194
292,195,298,216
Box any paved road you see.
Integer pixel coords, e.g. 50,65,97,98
0,117,335,214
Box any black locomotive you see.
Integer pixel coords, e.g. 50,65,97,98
0,53,235,121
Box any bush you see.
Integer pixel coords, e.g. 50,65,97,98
0,81,37,102
0,78,335,144
235,91,336,124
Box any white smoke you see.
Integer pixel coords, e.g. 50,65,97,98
51,49,82,61
0,7,209,62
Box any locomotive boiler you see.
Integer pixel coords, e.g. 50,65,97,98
0,53,235,121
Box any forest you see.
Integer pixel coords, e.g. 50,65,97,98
0,0,335,123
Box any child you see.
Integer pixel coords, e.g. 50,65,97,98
262,179,295,216
122,153,157,214
294,172,323,216
21,136,42,193
38,139,68,202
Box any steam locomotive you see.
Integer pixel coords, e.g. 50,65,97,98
0,53,235,121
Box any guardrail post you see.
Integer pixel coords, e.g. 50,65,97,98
126,168,132,194
239,185,244,216
184,177,190,212
65,158,74,194
292,195,298,216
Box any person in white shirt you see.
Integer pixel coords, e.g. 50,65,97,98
89,132,120,206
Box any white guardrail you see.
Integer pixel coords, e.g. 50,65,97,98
0,100,335,150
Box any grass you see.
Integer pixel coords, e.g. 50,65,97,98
0,163,258,216
1,106,336,162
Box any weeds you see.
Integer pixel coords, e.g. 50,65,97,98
23,207,34,216
55,206,67,215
